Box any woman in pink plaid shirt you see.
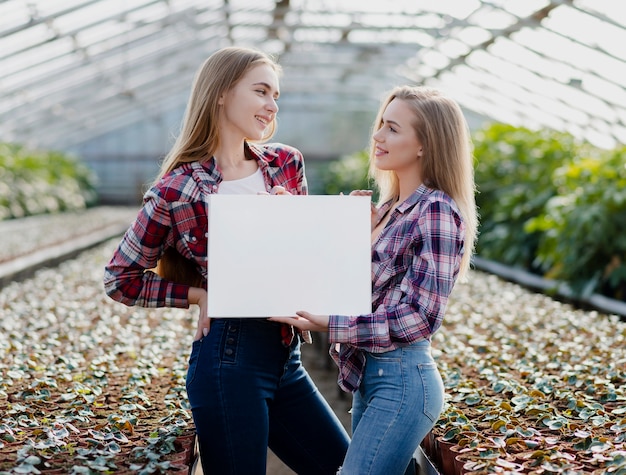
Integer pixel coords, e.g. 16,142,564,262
273,86,478,475
104,46,349,474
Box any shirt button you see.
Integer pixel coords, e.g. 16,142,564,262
224,349,234,356
226,338,235,345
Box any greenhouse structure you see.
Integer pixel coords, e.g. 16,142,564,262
1,1,626,475
1,0,625,201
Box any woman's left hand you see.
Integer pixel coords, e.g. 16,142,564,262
270,311,330,332
257,185,291,196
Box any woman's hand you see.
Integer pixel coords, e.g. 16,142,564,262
348,189,372,197
257,185,291,196
189,287,210,340
270,185,291,195
270,311,330,333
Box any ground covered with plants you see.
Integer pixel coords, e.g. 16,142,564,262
426,275,626,474
0,207,136,265
1,130,625,473
0,213,624,473
0,234,197,474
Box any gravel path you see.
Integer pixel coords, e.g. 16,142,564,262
0,206,137,264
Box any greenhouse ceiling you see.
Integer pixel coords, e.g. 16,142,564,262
0,0,625,152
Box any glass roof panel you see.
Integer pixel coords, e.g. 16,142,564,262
0,0,624,150
484,0,548,18
468,6,518,29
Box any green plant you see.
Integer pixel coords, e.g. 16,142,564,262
526,147,626,298
473,123,581,270
0,142,97,220
13,445,41,474
317,149,376,198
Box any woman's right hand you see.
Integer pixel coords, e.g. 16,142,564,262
189,287,210,340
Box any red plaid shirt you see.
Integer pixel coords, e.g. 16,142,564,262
328,185,466,392
104,142,307,309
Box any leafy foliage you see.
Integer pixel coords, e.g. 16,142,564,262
526,147,626,298
0,142,97,220
316,150,375,198
473,123,626,300
473,124,583,271
315,123,626,301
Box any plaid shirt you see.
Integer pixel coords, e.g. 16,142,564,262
104,142,307,308
328,184,466,392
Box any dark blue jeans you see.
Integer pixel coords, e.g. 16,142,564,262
186,318,350,474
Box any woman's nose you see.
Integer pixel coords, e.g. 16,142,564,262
267,98,279,113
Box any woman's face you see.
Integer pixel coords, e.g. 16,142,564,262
372,98,422,175
219,63,280,141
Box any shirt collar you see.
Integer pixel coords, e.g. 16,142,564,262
379,183,431,215
195,141,274,184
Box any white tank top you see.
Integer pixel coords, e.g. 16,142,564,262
217,168,266,195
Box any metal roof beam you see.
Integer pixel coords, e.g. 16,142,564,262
425,0,573,81
0,0,106,38
1,3,209,77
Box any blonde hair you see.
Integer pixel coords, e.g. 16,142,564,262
369,85,478,278
154,47,281,286
156,46,281,182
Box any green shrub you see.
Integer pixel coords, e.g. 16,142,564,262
317,150,375,198
526,147,626,298
310,123,626,302
473,124,582,271
474,124,626,300
0,143,97,220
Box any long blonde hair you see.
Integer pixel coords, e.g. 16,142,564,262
156,46,281,182
369,85,478,278
155,47,281,285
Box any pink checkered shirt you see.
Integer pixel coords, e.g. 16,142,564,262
328,184,466,392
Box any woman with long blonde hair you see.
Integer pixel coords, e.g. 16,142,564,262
104,46,349,474
273,85,478,475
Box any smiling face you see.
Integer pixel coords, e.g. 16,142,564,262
372,98,423,178
218,63,280,141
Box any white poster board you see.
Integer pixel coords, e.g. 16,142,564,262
207,195,372,317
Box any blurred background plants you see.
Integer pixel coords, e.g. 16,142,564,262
0,142,97,221
471,124,580,272
316,123,626,302
525,148,626,299
314,149,376,200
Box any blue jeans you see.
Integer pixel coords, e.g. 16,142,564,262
340,340,444,475
186,318,350,474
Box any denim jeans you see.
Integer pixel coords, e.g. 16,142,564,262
340,340,444,475
186,318,350,475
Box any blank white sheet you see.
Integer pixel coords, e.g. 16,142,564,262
207,194,372,317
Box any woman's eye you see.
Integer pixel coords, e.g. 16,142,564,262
389,126,397,133
256,89,266,95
